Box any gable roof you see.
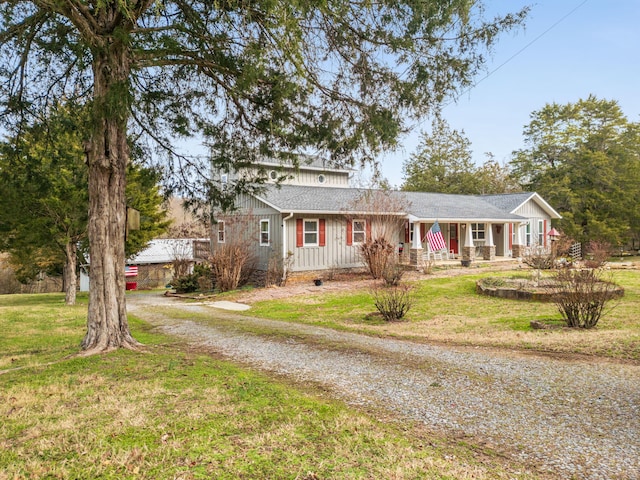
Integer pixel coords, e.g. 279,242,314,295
479,192,562,219
254,185,528,222
402,191,525,222
127,238,206,265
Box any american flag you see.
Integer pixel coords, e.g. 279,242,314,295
426,220,446,251
125,265,138,277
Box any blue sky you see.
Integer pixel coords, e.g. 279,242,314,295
378,0,640,187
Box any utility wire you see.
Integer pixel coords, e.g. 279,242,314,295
443,0,590,110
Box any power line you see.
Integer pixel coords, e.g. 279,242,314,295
443,0,590,110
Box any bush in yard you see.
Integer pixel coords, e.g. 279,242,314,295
584,240,612,269
345,189,409,280
381,258,405,286
360,237,395,279
265,251,294,287
210,243,256,292
550,268,621,329
522,249,555,270
172,272,200,293
371,283,414,321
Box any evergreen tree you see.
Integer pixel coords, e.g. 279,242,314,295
510,96,640,246
1,0,528,353
0,102,169,304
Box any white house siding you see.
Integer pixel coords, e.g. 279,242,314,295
513,200,552,247
287,215,364,272
261,168,348,187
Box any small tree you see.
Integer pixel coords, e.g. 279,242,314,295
210,215,257,292
345,190,408,280
550,269,620,329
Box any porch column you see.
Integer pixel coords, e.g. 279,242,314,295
482,222,496,261
512,222,525,258
462,222,475,263
409,221,423,266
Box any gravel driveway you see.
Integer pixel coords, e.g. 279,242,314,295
128,293,640,480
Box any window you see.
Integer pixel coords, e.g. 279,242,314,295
538,220,544,245
220,173,228,184
409,223,414,242
269,170,278,180
352,219,366,244
304,220,318,246
318,174,326,184
471,223,485,241
217,221,225,243
526,223,531,246
260,219,270,246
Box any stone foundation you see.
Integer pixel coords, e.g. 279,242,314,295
409,248,423,267
462,246,475,262
482,245,496,261
512,244,525,258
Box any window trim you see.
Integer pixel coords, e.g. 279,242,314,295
260,219,270,246
303,219,319,247
318,174,326,184
471,223,485,241
217,221,225,243
538,219,544,245
352,219,366,244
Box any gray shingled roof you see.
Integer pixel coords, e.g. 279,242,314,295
476,193,535,214
402,191,525,221
256,185,527,222
480,192,562,219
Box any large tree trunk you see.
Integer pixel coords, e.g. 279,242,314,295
63,241,77,306
81,35,140,353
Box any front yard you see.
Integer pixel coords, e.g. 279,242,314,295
231,267,640,361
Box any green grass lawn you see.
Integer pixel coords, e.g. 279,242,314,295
242,269,640,360
0,293,541,480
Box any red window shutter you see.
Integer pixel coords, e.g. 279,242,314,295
420,223,427,242
346,220,353,246
509,223,513,249
296,218,303,247
544,220,548,247
319,219,326,247
404,221,410,243
366,221,372,241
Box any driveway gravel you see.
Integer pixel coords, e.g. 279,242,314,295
128,293,640,480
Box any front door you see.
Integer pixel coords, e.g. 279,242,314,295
450,223,458,254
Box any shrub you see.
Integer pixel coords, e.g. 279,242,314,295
360,237,395,279
371,284,414,321
265,251,294,287
522,249,555,270
210,243,256,292
584,240,612,269
550,268,620,329
381,259,405,286
172,273,200,293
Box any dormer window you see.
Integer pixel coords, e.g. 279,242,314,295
318,174,326,184
269,170,278,180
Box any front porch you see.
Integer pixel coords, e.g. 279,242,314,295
401,220,549,268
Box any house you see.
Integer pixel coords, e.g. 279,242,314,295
213,158,561,274
79,238,209,291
